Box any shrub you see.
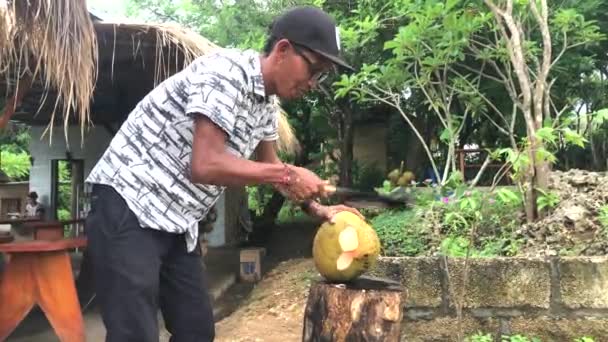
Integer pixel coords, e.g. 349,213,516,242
369,209,429,256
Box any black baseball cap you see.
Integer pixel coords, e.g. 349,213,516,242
270,6,354,71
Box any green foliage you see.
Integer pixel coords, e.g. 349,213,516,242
501,335,541,342
536,188,560,212
369,209,428,256
599,205,608,237
0,129,30,153
276,201,307,224
574,337,596,342
0,150,30,181
467,333,596,342
246,185,277,217
126,0,315,50
0,124,31,182
57,161,72,220
465,332,493,342
352,162,386,191
370,169,525,258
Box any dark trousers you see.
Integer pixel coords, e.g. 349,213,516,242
85,184,215,342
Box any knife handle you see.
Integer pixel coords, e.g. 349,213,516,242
321,184,337,194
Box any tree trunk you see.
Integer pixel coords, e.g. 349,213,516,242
340,131,354,187
260,191,286,224
302,276,404,342
339,107,354,188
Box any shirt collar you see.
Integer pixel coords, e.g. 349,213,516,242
243,50,269,102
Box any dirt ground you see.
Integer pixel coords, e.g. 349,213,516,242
215,258,316,342
214,219,320,342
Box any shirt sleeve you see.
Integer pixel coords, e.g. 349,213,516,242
185,65,244,138
262,109,279,142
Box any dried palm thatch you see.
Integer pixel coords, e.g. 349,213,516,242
0,1,299,155
0,0,98,143
275,100,300,156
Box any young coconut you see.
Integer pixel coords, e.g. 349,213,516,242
312,211,380,282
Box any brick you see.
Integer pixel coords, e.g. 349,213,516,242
371,257,443,308
444,258,551,309
559,256,608,309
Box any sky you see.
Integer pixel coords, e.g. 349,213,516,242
87,0,130,21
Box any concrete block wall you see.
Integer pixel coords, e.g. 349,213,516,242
370,256,608,341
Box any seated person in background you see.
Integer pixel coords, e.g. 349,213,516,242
25,191,45,219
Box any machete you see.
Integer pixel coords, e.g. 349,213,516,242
322,184,413,207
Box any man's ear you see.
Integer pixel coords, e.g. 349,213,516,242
272,39,292,62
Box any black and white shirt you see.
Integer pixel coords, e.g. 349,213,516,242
86,49,279,252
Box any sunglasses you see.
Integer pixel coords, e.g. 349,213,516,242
291,42,333,84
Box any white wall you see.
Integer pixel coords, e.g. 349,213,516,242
28,124,232,247
28,125,114,212
207,192,226,247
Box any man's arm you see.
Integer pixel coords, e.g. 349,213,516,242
190,116,289,187
254,140,326,217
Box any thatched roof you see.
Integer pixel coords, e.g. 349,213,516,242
2,20,219,125
0,1,298,154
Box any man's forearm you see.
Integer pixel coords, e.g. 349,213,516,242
191,152,290,187
300,199,325,218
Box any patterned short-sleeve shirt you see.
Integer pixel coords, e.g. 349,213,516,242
86,48,280,252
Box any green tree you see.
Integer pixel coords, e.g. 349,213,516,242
0,123,31,181
335,0,604,222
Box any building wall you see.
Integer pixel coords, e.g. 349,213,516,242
205,187,246,247
353,122,388,172
0,182,30,216
28,125,114,213
28,124,241,247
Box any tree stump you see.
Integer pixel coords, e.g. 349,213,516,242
302,276,405,342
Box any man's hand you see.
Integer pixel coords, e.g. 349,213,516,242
303,201,365,223
283,165,329,202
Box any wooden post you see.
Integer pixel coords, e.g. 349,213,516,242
302,276,405,342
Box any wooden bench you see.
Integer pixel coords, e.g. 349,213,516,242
0,237,87,342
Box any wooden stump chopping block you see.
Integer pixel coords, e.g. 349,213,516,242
302,276,405,342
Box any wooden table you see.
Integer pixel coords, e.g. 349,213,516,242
0,217,42,225
0,237,87,342
22,219,85,241
0,234,13,244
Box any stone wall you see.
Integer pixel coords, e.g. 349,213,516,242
370,256,608,341
353,122,387,172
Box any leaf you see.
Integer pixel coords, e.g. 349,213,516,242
0,150,30,180
535,148,557,164
439,127,452,143
595,108,608,123
495,188,521,205
445,0,460,11
535,127,557,146
562,128,588,148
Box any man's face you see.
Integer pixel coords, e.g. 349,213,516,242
273,41,334,100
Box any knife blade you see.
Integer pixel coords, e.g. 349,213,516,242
321,184,412,207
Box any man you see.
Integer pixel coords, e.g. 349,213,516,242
24,191,45,219
85,6,360,342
